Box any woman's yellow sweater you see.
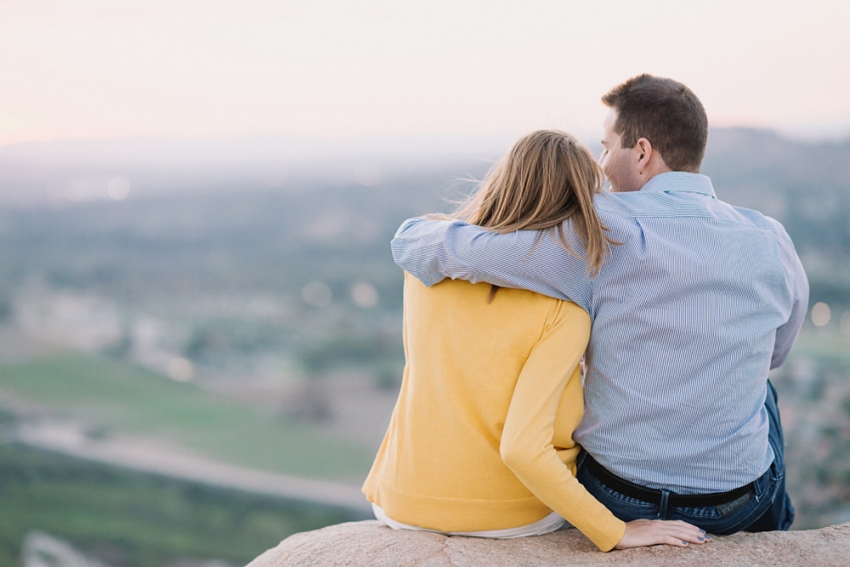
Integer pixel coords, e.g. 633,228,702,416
362,274,626,551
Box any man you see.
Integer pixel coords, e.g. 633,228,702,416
390,74,808,534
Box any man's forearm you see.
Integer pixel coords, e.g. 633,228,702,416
391,217,591,307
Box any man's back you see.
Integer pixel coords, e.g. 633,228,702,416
391,171,809,494
578,173,805,493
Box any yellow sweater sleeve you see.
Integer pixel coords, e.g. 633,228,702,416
499,302,626,552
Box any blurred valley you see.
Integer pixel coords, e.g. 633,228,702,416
0,128,849,566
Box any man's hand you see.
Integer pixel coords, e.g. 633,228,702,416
615,519,710,549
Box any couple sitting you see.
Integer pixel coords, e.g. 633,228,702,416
362,74,809,551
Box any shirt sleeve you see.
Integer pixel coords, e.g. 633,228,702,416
391,217,593,309
499,302,626,552
770,221,809,369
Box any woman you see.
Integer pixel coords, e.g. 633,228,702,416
362,130,706,551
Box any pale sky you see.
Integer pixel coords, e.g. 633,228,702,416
1,0,849,150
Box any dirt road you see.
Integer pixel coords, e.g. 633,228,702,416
8,418,372,514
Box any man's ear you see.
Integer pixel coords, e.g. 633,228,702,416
635,138,653,173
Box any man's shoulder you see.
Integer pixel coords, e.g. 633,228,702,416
714,200,793,240
593,189,790,236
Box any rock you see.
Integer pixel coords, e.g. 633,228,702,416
246,520,850,567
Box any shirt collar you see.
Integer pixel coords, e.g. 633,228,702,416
639,172,716,198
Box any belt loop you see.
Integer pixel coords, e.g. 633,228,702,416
659,489,670,520
576,449,587,470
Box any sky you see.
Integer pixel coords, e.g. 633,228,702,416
1,0,849,154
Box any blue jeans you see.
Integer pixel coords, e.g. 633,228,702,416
575,381,794,534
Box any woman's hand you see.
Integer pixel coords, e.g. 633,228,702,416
614,519,710,549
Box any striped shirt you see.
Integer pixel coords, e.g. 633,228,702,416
391,172,809,494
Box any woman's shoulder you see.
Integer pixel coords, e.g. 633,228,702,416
416,277,585,318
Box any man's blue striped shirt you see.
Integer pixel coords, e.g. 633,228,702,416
391,172,809,493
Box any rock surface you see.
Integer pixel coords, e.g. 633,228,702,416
246,520,850,567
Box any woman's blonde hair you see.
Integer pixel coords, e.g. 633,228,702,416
453,129,615,276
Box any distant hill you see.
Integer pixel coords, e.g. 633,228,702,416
1,128,848,305
0,134,512,206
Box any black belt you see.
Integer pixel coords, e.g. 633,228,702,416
583,453,754,508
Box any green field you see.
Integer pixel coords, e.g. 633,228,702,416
0,354,374,481
0,443,361,567
791,332,850,366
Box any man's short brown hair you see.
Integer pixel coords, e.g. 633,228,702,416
602,74,708,172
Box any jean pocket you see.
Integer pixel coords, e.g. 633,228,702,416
715,491,754,518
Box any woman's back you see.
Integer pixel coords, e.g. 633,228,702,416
362,274,590,532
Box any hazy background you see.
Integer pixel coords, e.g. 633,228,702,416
1,1,849,566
